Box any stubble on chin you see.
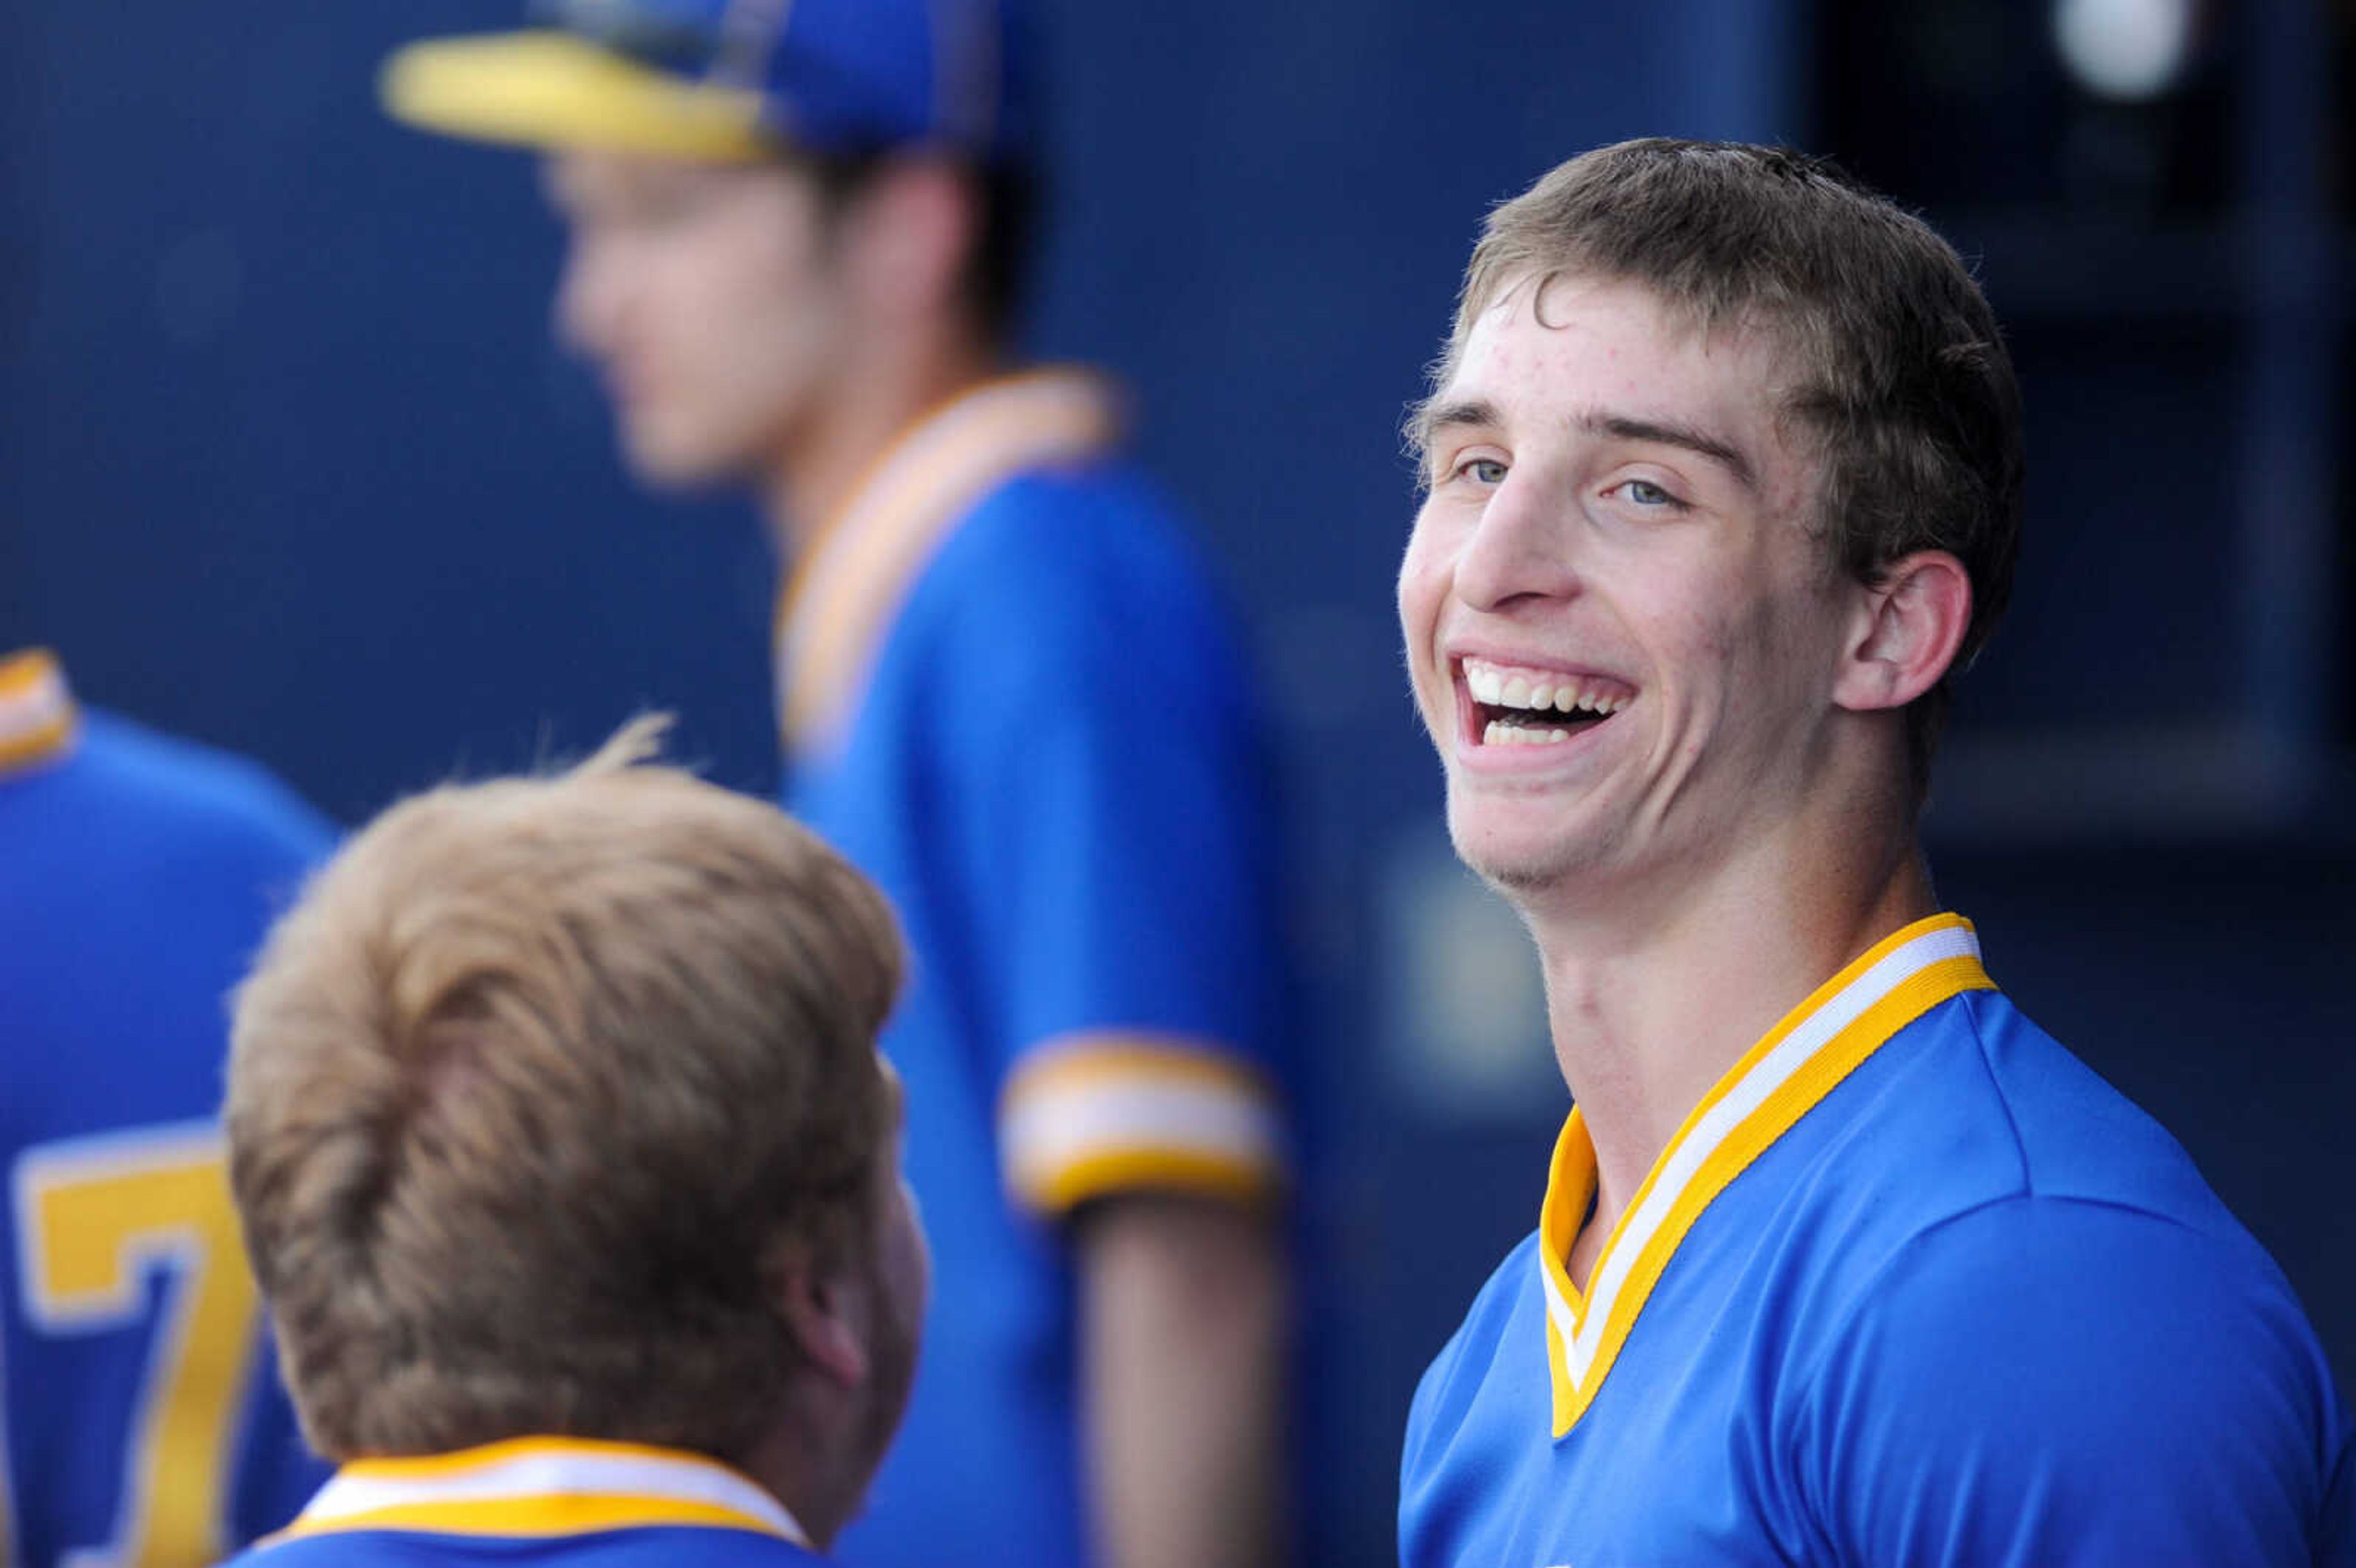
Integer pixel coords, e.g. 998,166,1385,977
1447,792,1584,898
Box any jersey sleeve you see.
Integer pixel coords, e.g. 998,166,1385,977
1788,1194,2351,1567
922,483,1289,1217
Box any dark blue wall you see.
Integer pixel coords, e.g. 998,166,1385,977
8,1,2346,1559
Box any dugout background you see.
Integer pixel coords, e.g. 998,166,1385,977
5,0,2350,1559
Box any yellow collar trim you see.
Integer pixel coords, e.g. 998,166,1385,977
774,367,1121,759
275,1436,808,1547
1538,913,1993,1438
0,649,79,778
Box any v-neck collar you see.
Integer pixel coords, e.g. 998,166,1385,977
772,366,1120,761
1536,912,1994,1437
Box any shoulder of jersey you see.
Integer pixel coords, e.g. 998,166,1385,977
922,464,1245,674
960,461,1207,580
65,707,339,860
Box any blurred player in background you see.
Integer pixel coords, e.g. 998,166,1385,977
375,4,1290,1565
1395,139,2353,1565
217,718,920,1565
0,647,334,1565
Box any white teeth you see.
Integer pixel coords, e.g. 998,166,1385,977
1463,657,1633,726
1481,718,1578,747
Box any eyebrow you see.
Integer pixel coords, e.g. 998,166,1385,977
1413,397,1758,495
1409,397,1498,469
1577,409,1758,493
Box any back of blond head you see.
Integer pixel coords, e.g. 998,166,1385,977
228,716,902,1462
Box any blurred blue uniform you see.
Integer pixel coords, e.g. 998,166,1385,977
218,1437,826,1567
0,650,336,1567
1400,914,2355,1567
777,371,1289,1568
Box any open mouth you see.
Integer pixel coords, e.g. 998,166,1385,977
1460,656,1634,747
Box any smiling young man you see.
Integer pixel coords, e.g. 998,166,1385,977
375,6,1289,1566
1395,140,2353,1566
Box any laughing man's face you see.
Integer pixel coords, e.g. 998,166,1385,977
1399,273,1859,907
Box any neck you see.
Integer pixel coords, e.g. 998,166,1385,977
1526,784,1935,1267
759,318,999,553
734,1415,861,1553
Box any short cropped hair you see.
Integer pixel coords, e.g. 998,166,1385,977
1420,139,2024,799
228,717,903,1462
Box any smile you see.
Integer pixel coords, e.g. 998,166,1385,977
1459,656,1634,748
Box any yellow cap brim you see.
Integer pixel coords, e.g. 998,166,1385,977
380,31,774,162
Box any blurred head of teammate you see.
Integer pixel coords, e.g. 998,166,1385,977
1400,139,2024,921
226,717,923,1550
381,0,1034,528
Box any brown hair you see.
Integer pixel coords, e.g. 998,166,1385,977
1420,139,2024,798
804,149,1036,344
227,717,903,1462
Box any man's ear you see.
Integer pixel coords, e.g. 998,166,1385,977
841,158,977,322
773,1245,872,1388
1831,550,1973,714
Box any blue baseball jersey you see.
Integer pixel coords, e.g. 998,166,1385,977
1400,915,2355,1567
218,1437,827,1567
774,370,1289,1568
0,651,338,1567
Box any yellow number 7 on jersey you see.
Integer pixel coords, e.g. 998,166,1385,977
15,1123,262,1567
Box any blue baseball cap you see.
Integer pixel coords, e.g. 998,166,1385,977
382,0,1033,166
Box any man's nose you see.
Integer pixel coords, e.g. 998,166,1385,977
1453,470,1580,613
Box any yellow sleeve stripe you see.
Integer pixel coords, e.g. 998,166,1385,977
0,717,74,773
0,647,58,697
1001,1035,1284,1214
1015,1149,1279,1215
0,648,77,778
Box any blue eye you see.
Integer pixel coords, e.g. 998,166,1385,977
1461,458,1507,486
1612,478,1685,510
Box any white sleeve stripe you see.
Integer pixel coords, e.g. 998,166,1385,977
1003,1077,1283,1190
0,661,71,750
